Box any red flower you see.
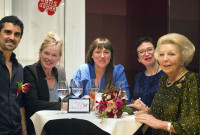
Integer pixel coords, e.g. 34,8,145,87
96,104,107,113
17,89,20,94
21,83,30,93
115,99,123,107
113,107,119,114
107,112,114,118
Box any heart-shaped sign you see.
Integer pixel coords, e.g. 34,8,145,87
38,0,62,15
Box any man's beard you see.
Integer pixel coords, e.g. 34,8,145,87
3,39,17,51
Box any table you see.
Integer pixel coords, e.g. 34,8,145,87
31,110,142,135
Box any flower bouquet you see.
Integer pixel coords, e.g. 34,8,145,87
95,87,133,118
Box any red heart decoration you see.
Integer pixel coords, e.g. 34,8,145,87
38,0,62,15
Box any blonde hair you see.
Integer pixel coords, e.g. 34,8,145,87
154,33,195,67
39,32,63,56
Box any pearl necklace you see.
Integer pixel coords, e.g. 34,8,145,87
166,69,186,87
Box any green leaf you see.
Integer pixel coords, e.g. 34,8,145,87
123,106,134,115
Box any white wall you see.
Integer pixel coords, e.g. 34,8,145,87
0,0,5,18
65,0,85,82
0,0,85,82
0,0,12,18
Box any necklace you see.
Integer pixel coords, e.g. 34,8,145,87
45,77,54,80
45,72,54,80
166,69,186,87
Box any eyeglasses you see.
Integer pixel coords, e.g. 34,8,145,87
137,47,154,56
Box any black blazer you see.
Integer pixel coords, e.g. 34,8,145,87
23,61,66,115
23,61,66,134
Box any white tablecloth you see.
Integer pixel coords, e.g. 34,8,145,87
31,110,142,135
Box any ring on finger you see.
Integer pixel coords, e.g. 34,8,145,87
141,117,145,120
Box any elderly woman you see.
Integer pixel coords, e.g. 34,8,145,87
128,33,200,134
23,32,67,135
71,38,130,104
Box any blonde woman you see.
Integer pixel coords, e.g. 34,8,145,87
23,32,67,135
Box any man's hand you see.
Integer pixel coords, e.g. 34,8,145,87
20,107,27,135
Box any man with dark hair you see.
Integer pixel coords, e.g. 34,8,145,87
0,15,27,135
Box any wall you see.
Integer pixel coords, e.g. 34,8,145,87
86,0,168,94
65,0,85,82
0,0,12,18
169,0,200,73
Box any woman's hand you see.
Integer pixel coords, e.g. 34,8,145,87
127,99,149,113
135,113,161,129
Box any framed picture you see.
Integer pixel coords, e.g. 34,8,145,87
68,98,90,113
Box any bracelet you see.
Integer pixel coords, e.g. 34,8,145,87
167,122,171,131
167,122,172,135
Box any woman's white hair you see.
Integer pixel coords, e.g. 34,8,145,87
154,33,195,67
